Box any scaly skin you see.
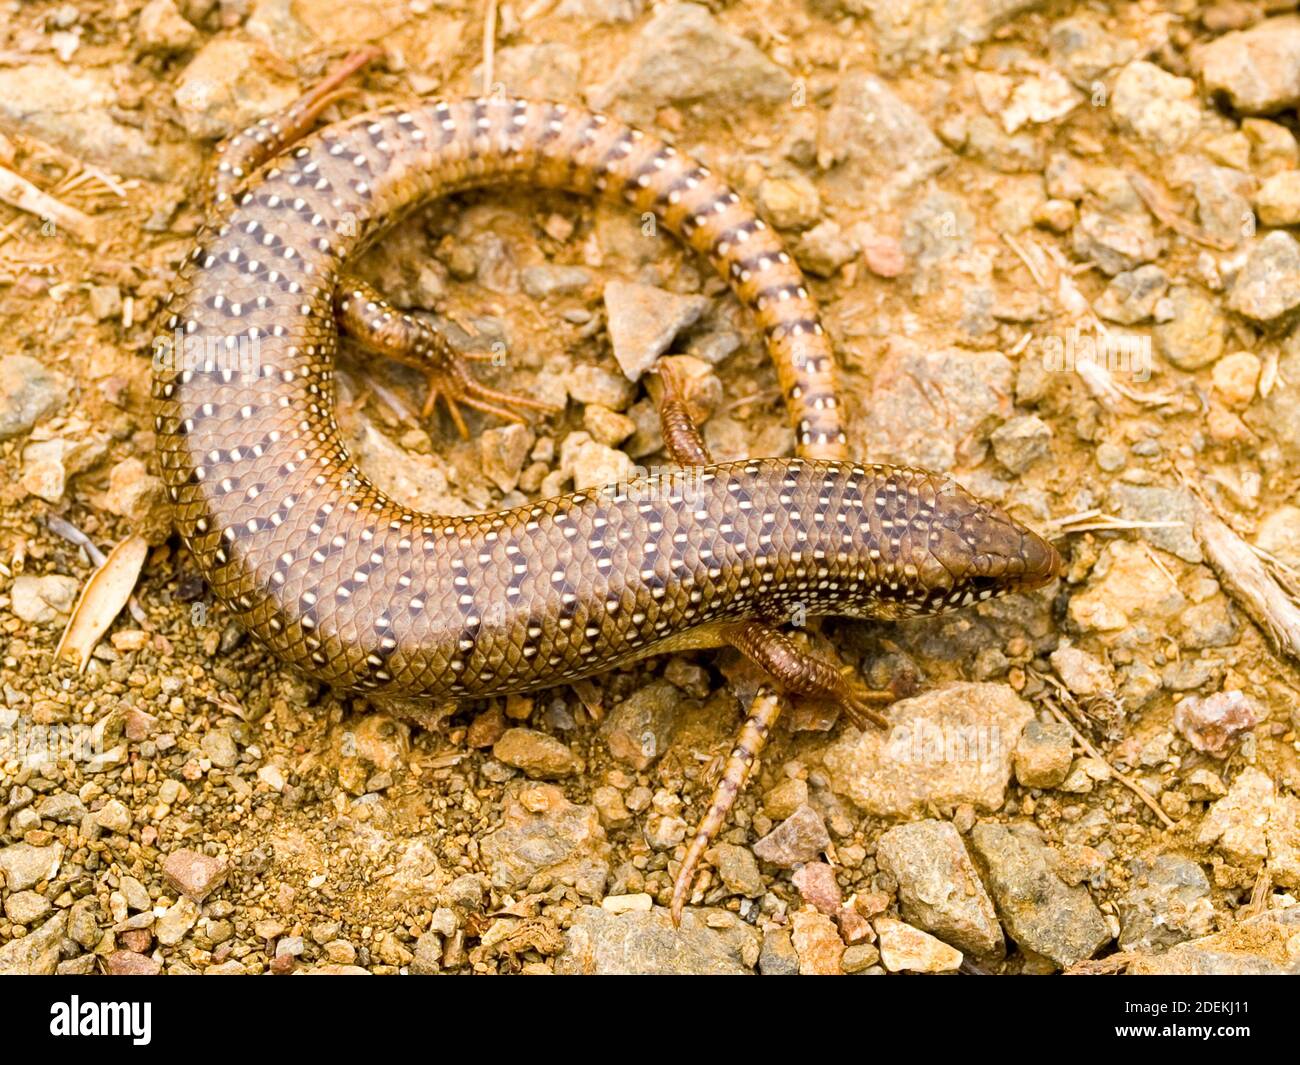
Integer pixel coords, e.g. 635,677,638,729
154,94,1060,701
154,92,1062,923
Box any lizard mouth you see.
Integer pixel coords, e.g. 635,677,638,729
1014,528,1064,591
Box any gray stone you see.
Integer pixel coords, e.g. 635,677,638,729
564,364,636,409
990,414,1052,474
708,844,764,898
479,423,535,493
0,65,195,180
876,819,1003,959
1050,646,1113,696
823,683,1034,817
0,355,68,440
493,727,580,779
1048,15,1137,90
1072,209,1163,276
103,458,172,545
0,912,66,975
758,928,800,975
593,3,789,120
795,221,859,278
1127,907,1300,974
1196,16,1300,114
410,932,442,975
556,905,757,974
0,841,63,892
852,342,1013,471
1117,854,1214,953
472,42,581,100
1111,61,1202,153
602,680,681,770
11,575,79,626
173,37,299,139
752,804,830,867
1228,231,1300,324
862,0,1044,63
34,792,87,825
603,281,707,382
1176,159,1254,248
819,73,948,207
1106,483,1202,564
480,784,610,899
970,822,1111,968
521,265,592,300
1095,265,1168,325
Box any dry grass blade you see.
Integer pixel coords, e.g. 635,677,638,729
1191,495,1300,670
1036,673,1176,829
55,534,149,671
1126,171,1234,252
44,513,148,624
0,162,98,243
1048,508,1184,535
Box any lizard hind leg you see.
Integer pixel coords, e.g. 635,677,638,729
652,360,713,466
201,50,557,437
335,279,559,438
724,620,891,731
671,687,785,925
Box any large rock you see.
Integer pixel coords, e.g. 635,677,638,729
1195,16,1300,114
593,3,790,119
861,0,1045,63
1127,907,1300,974
752,805,831,867
0,912,67,975
555,905,758,974
1227,231,1300,325
1117,854,1214,953
0,64,195,179
818,73,948,207
969,822,1111,969
174,37,300,139
852,342,1013,471
480,784,610,899
876,819,1004,959
601,680,682,770
823,683,1033,817
0,355,68,441
0,841,64,893
1197,768,1300,888
603,282,707,382
874,916,963,973
1111,61,1203,152
492,728,580,779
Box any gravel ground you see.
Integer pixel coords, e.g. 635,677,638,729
2,0,1300,976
